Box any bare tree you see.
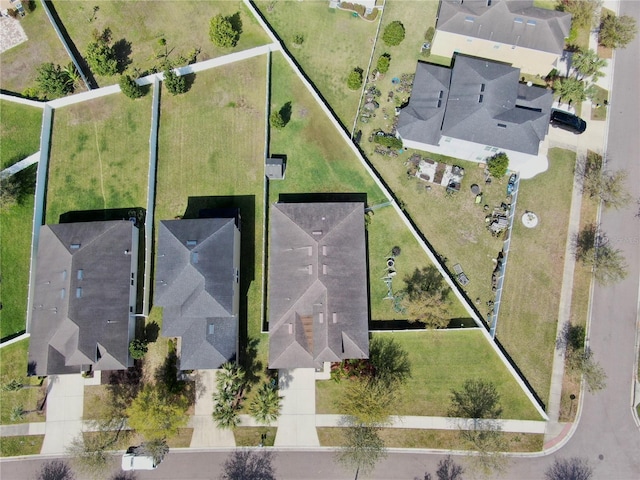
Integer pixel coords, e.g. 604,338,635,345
574,225,628,286
436,456,465,480
545,457,593,480
576,152,631,209
36,460,75,480
220,449,276,480
336,422,387,479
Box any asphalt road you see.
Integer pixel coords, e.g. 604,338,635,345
1,2,639,480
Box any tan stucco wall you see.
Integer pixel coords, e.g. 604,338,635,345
431,30,560,76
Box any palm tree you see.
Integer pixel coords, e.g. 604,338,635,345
212,402,240,429
572,49,607,82
249,382,282,425
62,62,81,90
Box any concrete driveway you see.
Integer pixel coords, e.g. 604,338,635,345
274,368,320,447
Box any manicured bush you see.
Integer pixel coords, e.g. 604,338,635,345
270,110,285,129
163,68,187,95
119,75,145,99
209,14,240,48
35,63,73,98
129,339,148,359
376,54,391,74
487,152,509,178
347,68,363,90
382,21,405,46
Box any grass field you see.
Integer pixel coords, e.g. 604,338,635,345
0,101,42,169
0,339,45,425
0,6,70,94
590,85,609,121
317,330,543,420
53,1,271,87
0,435,44,457
0,167,36,339
45,92,152,223
256,0,379,128
496,148,576,404
156,54,267,346
268,51,469,321
318,427,543,451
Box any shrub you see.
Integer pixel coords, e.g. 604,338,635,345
35,63,73,98
86,31,118,76
425,26,435,42
129,339,148,359
382,21,405,46
119,75,145,99
486,152,509,178
373,135,403,150
293,33,304,46
376,54,391,74
163,68,187,95
209,14,240,48
270,110,285,129
347,68,363,90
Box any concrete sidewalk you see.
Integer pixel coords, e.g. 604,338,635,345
40,374,85,455
274,368,319,447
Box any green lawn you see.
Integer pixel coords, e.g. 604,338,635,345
156,55,267,345
0,339,46,425
268,51,469,321
0,435,44,457
317,330,543,420
256,0,379,128
0,101,42,169
590,85,609,121
54,1,271,87
45,92,152,223
318,427,543,451
0,6,70,94
0,166,36,339
497,148,576,404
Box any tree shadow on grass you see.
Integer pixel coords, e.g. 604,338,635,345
113,38,132,74
279,101,292,126
144,321,160,343
228,11,243,36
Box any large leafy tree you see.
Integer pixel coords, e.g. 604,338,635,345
571,49,607,82
599,13,637,49
209,14,240,47
448,379,502,419
558,0,600,30
401,266,450,328
338,378,397,426
382,20,406,46
126,384,189,441
368,335,411,388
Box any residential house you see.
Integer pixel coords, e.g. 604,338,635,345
268,202,369,369
154,214,241,370
28,221,139,375
397,55,553,170
431,0,571,75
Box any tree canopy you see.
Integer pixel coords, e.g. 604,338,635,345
337,423,387,477
382,20,406,46
249,381,282,425
35,63,74,98
599,13,637,49
448,379,502,419
486,152,509,178
347,68,363,90
209,14,241,48
126,384,189,441
401,266,450,328
368,335,411,388
86,29,118,76
556,77,589,105
119,75,145,99
163,68,187,95
377,54,391,74
571,49,607,82
558,0,600,30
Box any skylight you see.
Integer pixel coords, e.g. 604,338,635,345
527,20,537,26
186,240,197,246
465,16,475,23
514,17,523,24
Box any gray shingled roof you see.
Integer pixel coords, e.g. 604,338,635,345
398,55,553,155
268,202,369,369
436,0,571,55
154,217,239,370
28,221,137,375
266,158,285,180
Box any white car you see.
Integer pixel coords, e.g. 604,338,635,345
122,447,158,471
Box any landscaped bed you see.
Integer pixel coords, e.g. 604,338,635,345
53,1,271,88
317,330,544,420
256,0,379,128
45,92,152,223
268,51,469,322
497,148,576,404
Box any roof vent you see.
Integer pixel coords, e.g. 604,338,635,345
77,269,84,280
288,323,293,334
76,287,83,298
191,252,199,264
333,313,338,323
478,95,484,103
60,288,66,299
319,312,324,324
312,230,322,235
322,245,328,255
323,264,327,275
497,123,507,128
308,264,313,275
70,243,81,249
208,324,215,335
186,240,197,246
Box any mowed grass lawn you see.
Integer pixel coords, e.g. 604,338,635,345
156,55,267,340
497,148,576,404
317,330,543,420
0,6,70,94
268,51,469,321
0,339,45,425
0,101,42,169
54,1,271,87
256,0,379,128
0,166,36,339
46,92,152,223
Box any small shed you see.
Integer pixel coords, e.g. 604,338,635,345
265,157,285,180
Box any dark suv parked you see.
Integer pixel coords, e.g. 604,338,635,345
550,109,587,134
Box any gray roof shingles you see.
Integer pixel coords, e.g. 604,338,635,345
154,218,239,370
268,202,369,369
28,221,137,375
398,55,553,155
436,0,571,55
